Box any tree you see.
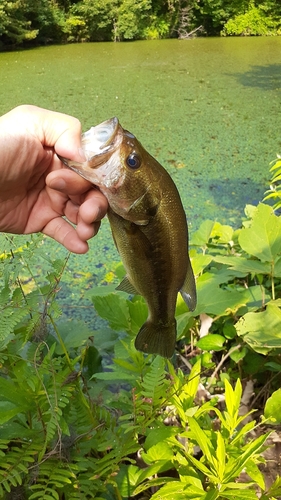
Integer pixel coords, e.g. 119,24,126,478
0,0,38,47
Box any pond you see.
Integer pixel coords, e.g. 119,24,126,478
1,37,281,296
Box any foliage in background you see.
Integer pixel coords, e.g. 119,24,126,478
1,187,281,497
222,3,280,36
264,156,281,211
0,0,281,47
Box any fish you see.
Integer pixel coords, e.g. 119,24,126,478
59,117,196,358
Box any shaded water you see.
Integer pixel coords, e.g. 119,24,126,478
1,38,281,277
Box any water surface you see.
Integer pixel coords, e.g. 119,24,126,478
1,38,281,280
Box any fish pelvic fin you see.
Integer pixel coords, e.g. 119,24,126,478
135,320,176,358
180,259,197,311
116,276,138,295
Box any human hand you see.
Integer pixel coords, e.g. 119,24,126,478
0,105,108,253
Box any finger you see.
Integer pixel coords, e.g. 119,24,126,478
47,170,108,221
42,217,89,254
64,197,105,240
76,219,101,241
40,108,85,162
46,169,94,196
78,189,108,224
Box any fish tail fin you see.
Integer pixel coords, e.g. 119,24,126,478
135,320,176,358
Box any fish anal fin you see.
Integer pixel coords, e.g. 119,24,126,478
135,320,176,358
116,276,139,295
180,260,197,311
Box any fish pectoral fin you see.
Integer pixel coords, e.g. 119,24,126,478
133,219,150,226
116,276,139,295
135,320,176,358
180,260,197,311
126,187,160,226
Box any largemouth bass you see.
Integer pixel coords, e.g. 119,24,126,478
59,117,196,358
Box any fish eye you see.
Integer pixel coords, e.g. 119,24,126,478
126,153,141,170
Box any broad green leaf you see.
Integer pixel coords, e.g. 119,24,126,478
190,253,213,275
210,222,234,244
145,426,179,451
195,273,248,316
55,320,93,353
115,465,142,497
213,255,271,275
197,334,225,352
235,303,281,353
191,220,215,246
240,285,270,311
141,441,174,464
176,311,194,339
0,402,26,424
128,297,148,334
264,388,281,423
91,292,131,331
238,203,281,262
0,378,30,407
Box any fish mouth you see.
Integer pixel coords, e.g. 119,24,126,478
81,117,120,167
58,117,126,190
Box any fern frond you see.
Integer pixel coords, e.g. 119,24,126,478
0,440,39,498
0,307,28,342
140,356,168,404
28,460,74,500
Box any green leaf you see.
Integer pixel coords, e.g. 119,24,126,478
224,433,269,482
197,334,225,351
91,292,131,332
187,417,216,469
264,388,281,423
145,426,179,451
224,378,242,419
128,297,148,334
235,303,281,353
245,459,265,490
195,273,247,316
221,490,258,499
150,480,204,499
213,255,271,275
183,358,201,407
190,220,215,246
189,253,213,275
238,203,281,262
0,378,30,407
55,320,92,353
141,441,174,464
215,431,225,482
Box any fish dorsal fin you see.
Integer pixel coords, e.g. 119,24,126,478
180,261,197,312
116,276,139,295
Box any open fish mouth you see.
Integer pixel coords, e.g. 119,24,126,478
81,117,120,167
57,116,124,187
